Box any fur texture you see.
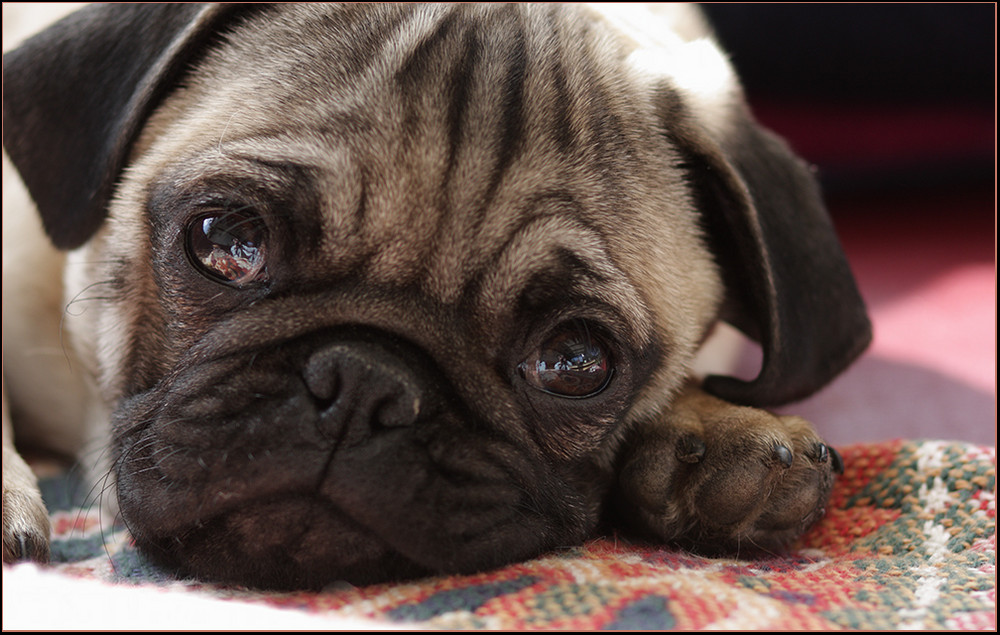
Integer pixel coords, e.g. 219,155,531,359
2,4,869,589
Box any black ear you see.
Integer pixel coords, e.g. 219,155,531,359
2,3,257,250
670,102,872,407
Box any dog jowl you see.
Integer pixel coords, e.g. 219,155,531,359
1,4,869,589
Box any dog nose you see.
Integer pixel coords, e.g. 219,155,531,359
303,340,424,438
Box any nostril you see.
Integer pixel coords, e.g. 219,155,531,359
303,341,425,435
372,391,421,429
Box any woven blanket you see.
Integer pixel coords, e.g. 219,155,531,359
4,439,995,630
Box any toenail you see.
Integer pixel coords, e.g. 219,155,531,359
773,444,793,468
813,443,830,463
829,446,845,474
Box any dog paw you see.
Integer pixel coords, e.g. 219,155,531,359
2,446,51,564
614,385,841,553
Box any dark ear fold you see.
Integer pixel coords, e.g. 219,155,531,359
670,102,872,407
2,3,256,250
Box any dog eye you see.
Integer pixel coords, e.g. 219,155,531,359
519,320,613,398
185,210,268,286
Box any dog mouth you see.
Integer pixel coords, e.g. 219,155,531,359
140,496,432,590
112,332,596,589
120,427,584,590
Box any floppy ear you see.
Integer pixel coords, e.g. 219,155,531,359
674,107,872,407
2,3,257,250
628,28,871,408
602,5,871,407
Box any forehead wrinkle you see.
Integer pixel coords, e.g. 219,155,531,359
153,3,651,308
172,134,377,280
339,4,638,294
365,6,530,296
475,213,653,345
409,32,640,307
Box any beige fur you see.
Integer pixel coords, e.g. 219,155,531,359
3,4,862,586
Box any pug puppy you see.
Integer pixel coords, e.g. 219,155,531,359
2,4,870,590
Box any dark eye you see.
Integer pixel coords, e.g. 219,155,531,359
519,320,613,398
185,210,268,286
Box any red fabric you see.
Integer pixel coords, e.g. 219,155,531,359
776,188,995,447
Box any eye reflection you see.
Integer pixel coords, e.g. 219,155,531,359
186,210,268,286
519,320,613,398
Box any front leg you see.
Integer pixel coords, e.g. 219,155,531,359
612,383,842,553
2,377,51,563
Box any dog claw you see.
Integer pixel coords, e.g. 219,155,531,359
773,444,793,468
812,442,830,463
829,445,845,474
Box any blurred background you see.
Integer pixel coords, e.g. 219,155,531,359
701,4,995,446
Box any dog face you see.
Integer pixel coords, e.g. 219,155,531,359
2,4,870,589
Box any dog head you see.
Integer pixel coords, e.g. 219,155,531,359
2,4,869,589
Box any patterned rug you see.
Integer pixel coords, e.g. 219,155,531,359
9,439,996,630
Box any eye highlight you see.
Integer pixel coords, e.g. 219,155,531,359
519,320,613,398
185,210,268,286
